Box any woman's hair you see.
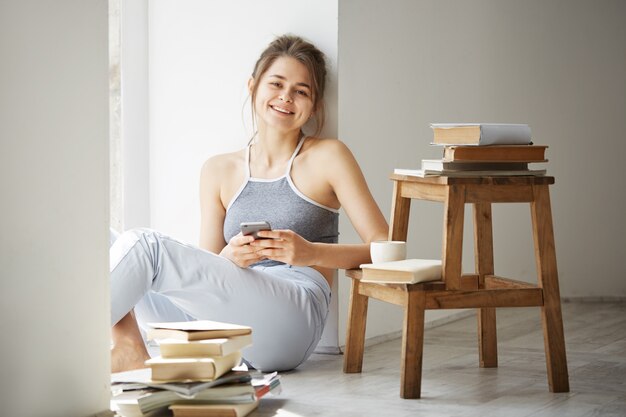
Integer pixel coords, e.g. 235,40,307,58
250,34,328,137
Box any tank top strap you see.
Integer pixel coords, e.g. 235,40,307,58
285,136,307,176
244,143,252,179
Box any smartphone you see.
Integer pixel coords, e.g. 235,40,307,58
240,221,272,239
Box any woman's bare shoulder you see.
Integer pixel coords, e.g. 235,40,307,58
304,137,351,157
201,149,245,177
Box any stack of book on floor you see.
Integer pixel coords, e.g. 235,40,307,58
111,320,281,417
394,123,549,178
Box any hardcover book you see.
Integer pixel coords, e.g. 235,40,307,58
169,401,259,417
145,351,242,382
159,334,253,358
147,320,252,341
430,123,532,146
442,145,548,162
112,384,256,416
421,159,529,172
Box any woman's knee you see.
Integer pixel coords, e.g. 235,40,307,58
243,327,321,372
111,228,161,252
110,228,160,272
245,349,307,372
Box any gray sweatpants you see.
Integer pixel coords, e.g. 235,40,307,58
110,228,331,371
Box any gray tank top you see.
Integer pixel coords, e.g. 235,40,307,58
223,137,340,267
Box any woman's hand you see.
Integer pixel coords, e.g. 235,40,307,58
220,233,265,268
251,229,318,266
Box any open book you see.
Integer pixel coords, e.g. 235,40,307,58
111,368,261,397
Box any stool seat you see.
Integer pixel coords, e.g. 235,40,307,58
343,174,569,399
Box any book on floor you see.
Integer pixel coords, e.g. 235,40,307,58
158,334,253,358
430,123,532,146
111,371,280,417
112,368,262,397
359,259,442,284
145,351,242,382
169,400,259,417
441,144,548,162
250,371,282,398
147,320,252,341
112,385,257,416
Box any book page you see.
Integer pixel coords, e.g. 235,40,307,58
148,320,251,332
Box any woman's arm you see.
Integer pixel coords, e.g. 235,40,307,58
199,156,228,253
199,155,265,267
313,139,388,268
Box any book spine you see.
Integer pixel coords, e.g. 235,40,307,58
442,146,546,162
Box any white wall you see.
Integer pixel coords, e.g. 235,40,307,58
148,0,338,243
121,0,151,230
339,0,626,339
146,0,340,350
0,1,111,416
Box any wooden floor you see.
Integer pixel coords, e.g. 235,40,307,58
253,301,626,417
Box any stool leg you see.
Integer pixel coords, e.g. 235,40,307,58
442,185,465,290
531,185,569,392
344,278,369,373
478,309,497,367
400,290,426,399
389,180,411,241
473,203,498,368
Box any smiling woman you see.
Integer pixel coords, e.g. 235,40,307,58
109,34,389,374
248,35,327,138
249,57,316,137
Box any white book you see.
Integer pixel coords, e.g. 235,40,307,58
170,400,259,417
430,123,532,146
394,168,546,178
159,334,253,358
359,259,442,284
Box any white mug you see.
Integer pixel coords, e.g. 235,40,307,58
370,240,407,264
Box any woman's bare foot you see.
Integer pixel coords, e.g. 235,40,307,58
111,340,150,373
111,310,151,373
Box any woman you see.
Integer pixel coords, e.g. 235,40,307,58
111,35,388,373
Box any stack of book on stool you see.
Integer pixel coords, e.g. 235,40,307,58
110,320,281,417
395,123,549,178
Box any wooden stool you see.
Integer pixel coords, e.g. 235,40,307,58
343,174,570,399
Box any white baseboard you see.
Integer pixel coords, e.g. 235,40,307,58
423,309,476,330
342,309,475,350
562,296,626,303
315,345,343,355
89,411,115,417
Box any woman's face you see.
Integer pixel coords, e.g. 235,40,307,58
251,56,315,135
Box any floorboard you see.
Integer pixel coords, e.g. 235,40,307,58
250,301,626,417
